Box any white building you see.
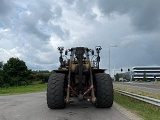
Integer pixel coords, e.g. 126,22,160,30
132,66,160,81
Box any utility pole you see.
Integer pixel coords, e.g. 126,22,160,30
109,46,117,75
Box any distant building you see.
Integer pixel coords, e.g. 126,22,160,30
117,72,131,80
132,66,160,81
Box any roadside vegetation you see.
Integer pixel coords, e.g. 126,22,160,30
0,57,52,95
114,92,160,120
153,81,160,85
114,85,160,99
0,83,47,95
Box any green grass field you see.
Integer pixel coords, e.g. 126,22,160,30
114,92,160,120
0,83,47,95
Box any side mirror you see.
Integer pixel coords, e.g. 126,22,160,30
65,50,68,55
91,50,94,55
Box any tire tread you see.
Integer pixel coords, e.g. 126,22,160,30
47,73,66,109
95,73,113,108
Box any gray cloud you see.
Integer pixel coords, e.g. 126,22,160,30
52,6,62,19
0,0,66,41
0,0,12,16
110,33,160,70
64,0,75,4
49,24,70,40
0,0,69,70
97,0,160,32
64,0,97,21
0,0,14,27
0,0,160,73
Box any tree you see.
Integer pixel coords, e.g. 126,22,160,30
2,57,31,86
0,69,3,87
0,61,3,69
143,71,147,82
115,73,119,81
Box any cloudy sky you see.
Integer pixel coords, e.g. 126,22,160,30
0,0,160,75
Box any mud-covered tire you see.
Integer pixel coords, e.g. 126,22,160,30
95,73,113,108
47,73,66,109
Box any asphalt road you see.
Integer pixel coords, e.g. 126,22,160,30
0,92,139,120
114,82,160,94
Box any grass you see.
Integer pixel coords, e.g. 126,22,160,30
114,85,160,99
152,81,160,85
114,92,160,120
0,83,47,95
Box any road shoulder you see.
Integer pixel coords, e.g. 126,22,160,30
113,102,143,120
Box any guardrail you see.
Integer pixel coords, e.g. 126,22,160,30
114,89,160,107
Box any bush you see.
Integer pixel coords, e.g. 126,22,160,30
29,71,50,83
1,57,32,87
0,57,52,88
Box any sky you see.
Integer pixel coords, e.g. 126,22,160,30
0,0,160,75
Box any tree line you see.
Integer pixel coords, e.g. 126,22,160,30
0,57,52,88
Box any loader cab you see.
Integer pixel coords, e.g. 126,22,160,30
67,47,91,73
69,47,90,61
57,46,102,72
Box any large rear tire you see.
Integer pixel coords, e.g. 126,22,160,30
47,73,66,109
95,73,113,108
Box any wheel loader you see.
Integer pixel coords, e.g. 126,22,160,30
47,46,113,109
